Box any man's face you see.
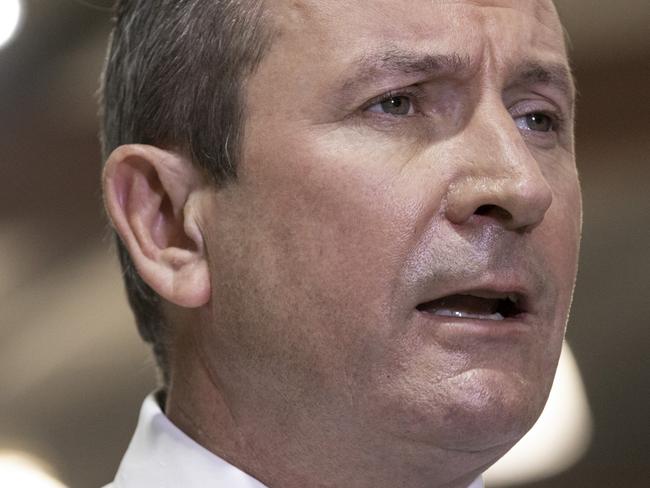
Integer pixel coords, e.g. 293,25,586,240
197,0,580,463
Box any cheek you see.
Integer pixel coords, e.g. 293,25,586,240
523,164,581,378
244,128,424,294
227,128,433,373
541,164,582,295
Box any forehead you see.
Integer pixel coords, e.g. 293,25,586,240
264,0,568,75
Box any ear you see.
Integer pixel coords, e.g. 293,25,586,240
102,144,211,308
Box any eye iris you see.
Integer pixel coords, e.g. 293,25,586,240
527,113,552,132
380,96,411,115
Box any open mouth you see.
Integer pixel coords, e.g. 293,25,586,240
416,293,525,321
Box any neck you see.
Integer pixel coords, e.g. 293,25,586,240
165,351,494,488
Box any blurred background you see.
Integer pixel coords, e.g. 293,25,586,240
0,1,647,487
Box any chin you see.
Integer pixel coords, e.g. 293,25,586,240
379,365,551,454
439,368,551,452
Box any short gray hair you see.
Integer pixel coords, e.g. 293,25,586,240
99,0,272,384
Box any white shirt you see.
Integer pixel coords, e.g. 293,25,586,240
105,393,484,488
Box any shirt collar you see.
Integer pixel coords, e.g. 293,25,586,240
468,476,485,488
111,392,483,488
111,392,267,488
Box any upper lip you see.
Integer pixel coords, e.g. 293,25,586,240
414,280,537,317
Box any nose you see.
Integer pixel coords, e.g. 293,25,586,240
444,106,553,232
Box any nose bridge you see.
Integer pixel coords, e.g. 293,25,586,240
445,96,553,231
478,96,532,178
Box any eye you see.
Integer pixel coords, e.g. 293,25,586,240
515,112,555,132
366,95,415,116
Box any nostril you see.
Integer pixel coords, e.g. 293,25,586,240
475,204,493,216
475,204,512,221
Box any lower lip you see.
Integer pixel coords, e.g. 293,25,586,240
415,311,533,340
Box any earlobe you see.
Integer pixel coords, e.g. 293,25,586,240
103,144,211,308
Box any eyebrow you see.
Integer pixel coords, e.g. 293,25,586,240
339,49,472,94
337,49,575,108
507,61,576,106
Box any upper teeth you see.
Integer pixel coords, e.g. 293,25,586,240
434,309,505,321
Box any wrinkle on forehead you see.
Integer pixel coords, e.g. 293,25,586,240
259,0,570,98
438,0,557,17
277,0,559,20
436,0,564,41
272,0,564,44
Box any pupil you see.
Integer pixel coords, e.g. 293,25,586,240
528,113,551,131
381,96,410,115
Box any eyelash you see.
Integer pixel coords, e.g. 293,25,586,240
363,88,424,115
362,89,566,134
